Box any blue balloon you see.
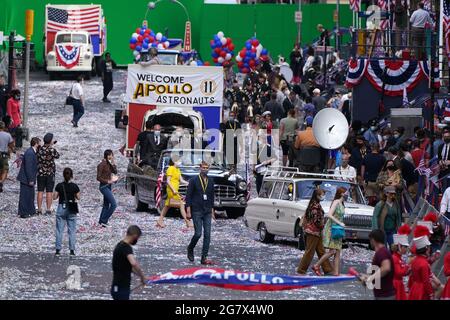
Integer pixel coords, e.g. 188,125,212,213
197,60,204,66
245,43,252,50
215,63,221,66
210,43,216,49
151,43,157,48
150,31,155,37
136,46,142,52
130,38,137,44
246,51,252,57
143,42,149,49
143,38,149,44
161,36,167,42
215,41,221,47
244,63,249,68
142,26,147,30
261,48,268,55
212,52,219,58
251,52,256,58
214,35,219,41
244,57,250,63
140,30,145,35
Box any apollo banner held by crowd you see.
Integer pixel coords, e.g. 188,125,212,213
146,267,356,291
125,64,223,107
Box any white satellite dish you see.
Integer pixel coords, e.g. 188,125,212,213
312,108,349,150
279,65,293,83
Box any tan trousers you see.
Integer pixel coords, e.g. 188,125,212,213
297,233,333,274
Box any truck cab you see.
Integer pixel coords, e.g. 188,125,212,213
157,49,180,65
46,30,94,79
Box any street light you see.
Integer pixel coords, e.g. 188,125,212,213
146,1,190,21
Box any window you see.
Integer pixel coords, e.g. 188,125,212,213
55,34,87,44
270,182,284,199
56,34,72,43
71,34,87,43
280,182,294,201
296,180,365,204
259,180,274,198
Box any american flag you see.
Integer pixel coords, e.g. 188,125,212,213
47,6,101,34
377,0,389,30
155,158,167,208
444,0,450,65
349,0,360,12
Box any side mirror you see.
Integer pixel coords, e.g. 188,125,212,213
122,115,129,126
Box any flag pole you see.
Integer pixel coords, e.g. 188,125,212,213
439,0,444,82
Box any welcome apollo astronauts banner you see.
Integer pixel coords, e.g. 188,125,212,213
125,64,224,107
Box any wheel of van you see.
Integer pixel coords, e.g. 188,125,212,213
49,72,56,80
134,187,148,212
295,221,306,250
258,222,274,243
114,109,122,128
83,72,91,81
226,208,245,219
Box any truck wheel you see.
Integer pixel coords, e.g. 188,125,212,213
226,208,245,219
258,222,274,243
134,188,148,212
83,72,91,81
115,109,123,128
49,72,56,80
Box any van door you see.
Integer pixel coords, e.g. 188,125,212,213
278,181,298,236
269,181,285,234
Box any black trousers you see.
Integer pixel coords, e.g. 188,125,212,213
103,76,113,98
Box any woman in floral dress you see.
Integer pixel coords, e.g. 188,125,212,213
313,187,347,276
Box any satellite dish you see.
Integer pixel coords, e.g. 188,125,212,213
313,108,349,150
279,65,293,83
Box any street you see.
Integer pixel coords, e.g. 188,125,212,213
0,70,373,300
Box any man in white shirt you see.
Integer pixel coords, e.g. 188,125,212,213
335,154,357,182
439,186,450,236
71,75,85,128
410,2,433,59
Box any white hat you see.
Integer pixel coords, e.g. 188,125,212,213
393,234,409,246
413,236,431,250
417,221,434,234
262,111,271,117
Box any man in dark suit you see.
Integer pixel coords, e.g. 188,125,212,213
220,110,241,167
186,161,215,265
141,124,168,169
438,130,450,192
17,137,41,218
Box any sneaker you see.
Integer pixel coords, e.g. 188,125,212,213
100,223,110,228
69,250,75,256
200,258,214,265
55,249,61,256
187,247,194,262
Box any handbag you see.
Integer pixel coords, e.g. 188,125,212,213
331,224,345,240
62,182,79,214
168,198,183,208
65,84,75,106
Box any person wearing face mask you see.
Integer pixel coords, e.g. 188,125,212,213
297,188,333,275
186,161,216,265
156,158,192,229
168,126,187,149
393,127,406,149
6,89,22,138
314,187,347,276
371,186,402,248
363,120,382,146
380,128,396,154
376,160,402,196
97,150,118,228
220,110,241,168
17,137,41,218
438,130,450,192
111,225,147,300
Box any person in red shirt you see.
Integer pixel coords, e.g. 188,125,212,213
408,225,435,300
441,252,450,300
410,140,428,168
391,224,411,300
6,89,22,130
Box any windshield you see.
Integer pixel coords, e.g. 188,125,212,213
159,150,224,169
157,53,178,65
56,34,87,44
296,180,366,205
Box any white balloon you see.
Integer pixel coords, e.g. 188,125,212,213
236,55,242,62
217,31,224,39
133,50,139,57
190,60,198,66
132,33,139,39
220,37,227,46
257,43,263,51
225,53,232,61
136,54,141,61
156,32,163,41
148,2,156,9
164,41,170,48
157,43,164,49
218,57,224,63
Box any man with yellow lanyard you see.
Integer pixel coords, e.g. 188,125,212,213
220,110,241,167
186,161,216,265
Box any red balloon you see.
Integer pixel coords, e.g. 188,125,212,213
213,57,219,63
228,43,235,51
223,61,230,67
130,43,136,50
220,51,227,58
252,39,259,47
251,48,256,53
204,61,210,66
136,28,141,34
242,67,249,73
239,51,246,58
149,36,155,42
210,40,215,46
144,29,150,34
227,37,232,44
214,47,221,54
237,61,244,68
138,35,143,42
249,60,255,67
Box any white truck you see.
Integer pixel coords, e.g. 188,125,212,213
44,4,107,79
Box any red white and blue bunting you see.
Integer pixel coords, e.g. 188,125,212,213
346,58,441,96
55,45,81,69
146,267,356,291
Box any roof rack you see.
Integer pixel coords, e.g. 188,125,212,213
263,166,353,180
